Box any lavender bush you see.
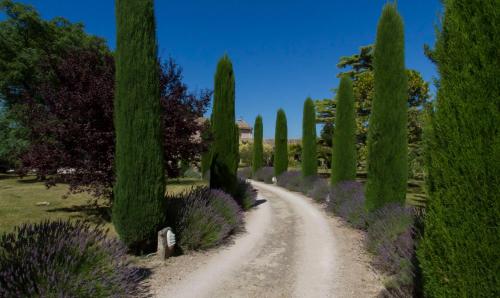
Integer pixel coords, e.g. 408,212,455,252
165,187,243,251
366,203,417,297
0,220,145,298
237,167,252,180
209,189,243,232
253,166,274,184
276,171,303,192
307,178,330,202
327,181,368,229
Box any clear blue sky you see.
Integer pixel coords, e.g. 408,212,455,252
7,0,442,138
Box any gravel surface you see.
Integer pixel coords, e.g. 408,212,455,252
141,181,384,298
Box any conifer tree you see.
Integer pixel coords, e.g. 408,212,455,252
365,4,407,211
252,115,263,174
274,109,288,177
113,0,165,253
331,76,356,184
210,55,237,193
302,98,317,178
417,1,500,296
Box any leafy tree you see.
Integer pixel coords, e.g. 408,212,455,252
113,0,165,253
302,98,317,177
252,115,263,174
417,0,500,296
365,4,407,211
0,0,108,107
318,45,430,174
274,109,288,177
0,107,29,170
160,60,211,178
331,76,356,184
210,55,237,194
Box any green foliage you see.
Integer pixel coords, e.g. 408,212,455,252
233,123,240,171
0,0,108,106
331,76,357,184
274,109,288,177
365,4,408,211
0,107,29,169
112,0,165,253
417,1,500,296
210,55,237,194
252,115,263,174
200,119,211,179
302,98,317,177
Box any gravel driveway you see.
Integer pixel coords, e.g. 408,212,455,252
145,181,384,298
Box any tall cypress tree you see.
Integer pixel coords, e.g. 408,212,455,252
113,0,165,253
417,1,500,296
331,76,357,185
233,123,240,173
252,115,263,175
274,109,288,177
210,55,237,193
365,4,407,211
302,98,317,178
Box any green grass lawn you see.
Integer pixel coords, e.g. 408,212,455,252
0,174,205,235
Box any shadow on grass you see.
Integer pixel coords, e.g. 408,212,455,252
16,177,41,184
46,204,112,224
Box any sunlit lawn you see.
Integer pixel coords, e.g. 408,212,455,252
0,174,205,235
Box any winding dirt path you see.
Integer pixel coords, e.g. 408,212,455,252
147,181,384,298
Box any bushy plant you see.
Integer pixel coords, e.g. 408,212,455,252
0,220,145,298
233,178,257,211
254,166,274,184
209,189,243,231
417,1,500,296
252,115,264,175
165,187,242,251
276,170,303,192
274,109,288,177
365,3,408,212
366,204,417,297
237,167,252,180
307,178,330,202
210,55,237,194
301,98,317,178
113,0,166,253
327,181,367,229
331,76,357,185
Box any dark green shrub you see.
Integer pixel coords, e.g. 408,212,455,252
0,220,145,297
210,55,237,195
417,1,500,296
252,115,264,175
331,76,357,185
274,109,288,177
301,98,317,178
113,0,166,253
234,178,257,211
365,3,408,212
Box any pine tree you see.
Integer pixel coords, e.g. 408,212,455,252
113,0,165,253
210,55,237,193
274,109,288,177
302,98,317,178
331,76,356,184
252,115,263,175
365,4,407,211
417,1,500,296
